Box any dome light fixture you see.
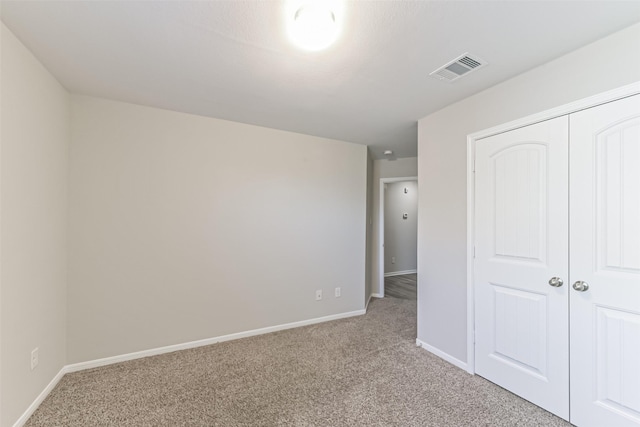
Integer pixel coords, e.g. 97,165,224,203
289,2,339,51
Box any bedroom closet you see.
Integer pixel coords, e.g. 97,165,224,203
473,93,640,427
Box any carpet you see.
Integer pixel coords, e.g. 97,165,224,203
25,296,570,426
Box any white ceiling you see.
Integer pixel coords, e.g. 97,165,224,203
2,1,639,159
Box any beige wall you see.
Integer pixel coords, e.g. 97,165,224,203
417,23,640,363
1,23,69,426
370,157,417,297
67,95,367,363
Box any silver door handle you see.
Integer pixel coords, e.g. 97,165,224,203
572,281,589,292
548,277,563,287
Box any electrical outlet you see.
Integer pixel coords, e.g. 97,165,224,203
315,290,322,301
391,256,396,264
335,287,341,298
31,347,39,370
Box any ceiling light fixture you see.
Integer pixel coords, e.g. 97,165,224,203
289,2,339,51
384,150,393,156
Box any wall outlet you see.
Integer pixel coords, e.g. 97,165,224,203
391,256,396,264
315,290,322,301
335,287,341,298
31,347,39,370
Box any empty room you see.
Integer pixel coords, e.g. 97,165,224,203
1,1,639,426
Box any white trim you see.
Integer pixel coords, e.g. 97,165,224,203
371,293,383,298
66,309,365,373
384,269,417,277
416,339,469,372
13,367,67,427
466,134,476,375
465,82,640,376
378,176,418,297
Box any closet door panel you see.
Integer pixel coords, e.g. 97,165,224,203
570,94,640,427
475,116,569,420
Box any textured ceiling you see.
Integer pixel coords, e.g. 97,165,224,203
2,1,639,159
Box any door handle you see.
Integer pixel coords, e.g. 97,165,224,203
548,277,563,287
572,281,589,292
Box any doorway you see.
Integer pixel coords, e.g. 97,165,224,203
379,176,418,297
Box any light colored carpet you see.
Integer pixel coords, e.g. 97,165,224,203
25,296,571,426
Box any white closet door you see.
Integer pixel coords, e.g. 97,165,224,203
475,116,569,420
570,94,640,427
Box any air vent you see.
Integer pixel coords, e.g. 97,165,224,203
430,53,487,82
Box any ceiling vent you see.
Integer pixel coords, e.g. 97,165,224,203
430,53,487,82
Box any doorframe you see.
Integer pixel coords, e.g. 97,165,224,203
465,81,640,375
378,176,418,298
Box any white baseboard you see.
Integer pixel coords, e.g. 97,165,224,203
416,339,470,373
15,309,366,426
371,293,383,298
384,269,417,277
66,308,365,373
13,366,67,427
